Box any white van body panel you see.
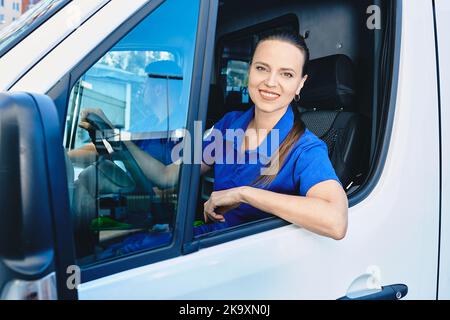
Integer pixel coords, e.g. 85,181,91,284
436,0,450,300
10,0,148,93
1,0,444,299
0,0,110,91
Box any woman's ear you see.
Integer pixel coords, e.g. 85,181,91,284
296,74,308,95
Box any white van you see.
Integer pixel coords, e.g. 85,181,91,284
0,0,448,300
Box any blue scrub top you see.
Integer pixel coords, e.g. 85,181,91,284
194,104,341,236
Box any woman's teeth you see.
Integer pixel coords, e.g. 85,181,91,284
260,90,279,99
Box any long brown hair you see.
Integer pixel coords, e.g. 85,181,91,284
252,32,309,187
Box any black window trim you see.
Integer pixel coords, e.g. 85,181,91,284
47,0,214,283
182,0,403,251
431,0,443,300
349,0,402,206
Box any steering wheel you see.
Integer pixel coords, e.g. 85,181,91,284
84,113,117,156
83,110,168,217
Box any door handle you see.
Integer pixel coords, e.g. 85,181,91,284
338,284,408,300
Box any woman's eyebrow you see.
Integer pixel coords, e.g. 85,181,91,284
280,68,296,74
254,61,270,68
254,61,296,74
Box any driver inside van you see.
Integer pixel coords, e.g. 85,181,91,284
71,31,348,241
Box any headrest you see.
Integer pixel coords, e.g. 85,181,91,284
145,60,183,79
299,54,355,110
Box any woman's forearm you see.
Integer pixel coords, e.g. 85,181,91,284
123,141,212,188
239,186,348,240
68,140,210,189
123,140,180,189
67,143,98,167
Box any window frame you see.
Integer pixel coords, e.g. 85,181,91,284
47,0,216,283
348,0,402,207
181,0,403,252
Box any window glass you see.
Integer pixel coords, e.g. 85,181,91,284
0,0,68,56
64,0,200,266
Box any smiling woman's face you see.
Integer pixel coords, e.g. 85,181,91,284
248,39,308,114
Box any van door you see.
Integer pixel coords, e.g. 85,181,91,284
435,0,450,300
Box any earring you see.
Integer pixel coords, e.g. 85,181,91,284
294,94,300,102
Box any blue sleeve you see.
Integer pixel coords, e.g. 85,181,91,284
294,139,341,196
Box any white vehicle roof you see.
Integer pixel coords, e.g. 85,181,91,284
0,0,110,91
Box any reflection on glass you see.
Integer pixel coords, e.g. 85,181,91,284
63,0,200,267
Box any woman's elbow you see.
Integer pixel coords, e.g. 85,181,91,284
330,207,348,241
331,223,347,241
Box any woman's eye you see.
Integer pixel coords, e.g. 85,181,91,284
256,66,266,71
282,72,294,78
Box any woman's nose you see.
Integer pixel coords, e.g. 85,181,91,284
264,72,278,88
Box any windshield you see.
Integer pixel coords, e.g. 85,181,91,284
0,0,70,57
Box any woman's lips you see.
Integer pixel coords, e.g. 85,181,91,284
259,89,280,101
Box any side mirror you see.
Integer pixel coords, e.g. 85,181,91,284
0,92,75,300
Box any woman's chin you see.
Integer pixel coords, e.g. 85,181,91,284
253,100,288,114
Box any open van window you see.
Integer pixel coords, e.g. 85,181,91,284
0,0,69,57
195,0,393,240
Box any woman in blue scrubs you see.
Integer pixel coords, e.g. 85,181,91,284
76,32,348,241
195,32,348,239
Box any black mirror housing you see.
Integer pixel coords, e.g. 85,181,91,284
0,93,68,277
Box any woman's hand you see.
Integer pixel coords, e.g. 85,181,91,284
203,187,245,223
